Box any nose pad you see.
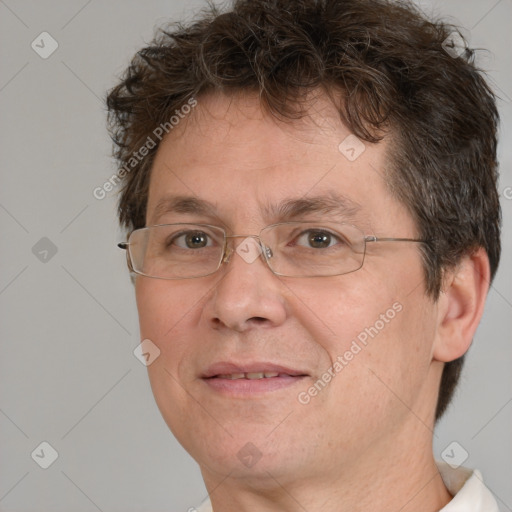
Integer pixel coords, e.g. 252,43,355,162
221,245,234,264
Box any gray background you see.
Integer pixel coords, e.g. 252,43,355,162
0,0,510,511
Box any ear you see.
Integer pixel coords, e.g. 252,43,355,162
433,248,491,362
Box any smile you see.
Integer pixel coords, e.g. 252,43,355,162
215,372,283,379
202,363,308,396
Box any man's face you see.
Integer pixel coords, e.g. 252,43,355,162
136,92,441,484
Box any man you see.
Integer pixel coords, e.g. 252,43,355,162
107,0,501,510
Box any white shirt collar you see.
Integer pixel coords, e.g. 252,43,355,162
194,462,499,512
437,461,499,511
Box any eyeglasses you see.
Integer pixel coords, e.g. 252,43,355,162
118,222,429,279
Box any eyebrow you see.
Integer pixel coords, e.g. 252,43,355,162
151,192,362,225
263,192,362,222
152,195,219,224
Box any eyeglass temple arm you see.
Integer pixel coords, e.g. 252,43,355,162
365,236,431,243
118,242,129,250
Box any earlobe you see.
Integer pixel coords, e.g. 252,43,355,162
433,248,491,363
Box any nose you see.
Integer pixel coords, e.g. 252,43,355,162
203,236,287,333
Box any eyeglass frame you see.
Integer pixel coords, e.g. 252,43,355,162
117,221,431,280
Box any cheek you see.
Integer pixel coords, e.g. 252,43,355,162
135,279,204,439
289,270,435,406
135,278,208,379
336,293,436,419
283,273,404,359
135,278,203,341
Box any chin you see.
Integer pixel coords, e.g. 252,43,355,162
185,429,306,483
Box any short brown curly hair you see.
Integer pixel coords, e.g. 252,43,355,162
106,0,501,420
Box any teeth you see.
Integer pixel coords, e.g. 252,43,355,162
246,372,265,379
221,373,245,380
217,372,281,380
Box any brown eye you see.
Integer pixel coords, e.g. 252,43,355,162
308,231,332,249
185,231,209,248
295,229,342,249
170,231,212,249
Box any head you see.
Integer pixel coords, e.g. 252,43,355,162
107,0,500,489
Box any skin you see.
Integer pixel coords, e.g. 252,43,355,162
134,91,490,511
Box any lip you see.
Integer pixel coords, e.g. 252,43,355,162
202,361,309,396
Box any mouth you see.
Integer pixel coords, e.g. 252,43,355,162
202,362,308,396
214,371,289,380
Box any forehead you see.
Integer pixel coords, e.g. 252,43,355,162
146,91,412,234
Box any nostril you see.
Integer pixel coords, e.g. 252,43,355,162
250,317,267,324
